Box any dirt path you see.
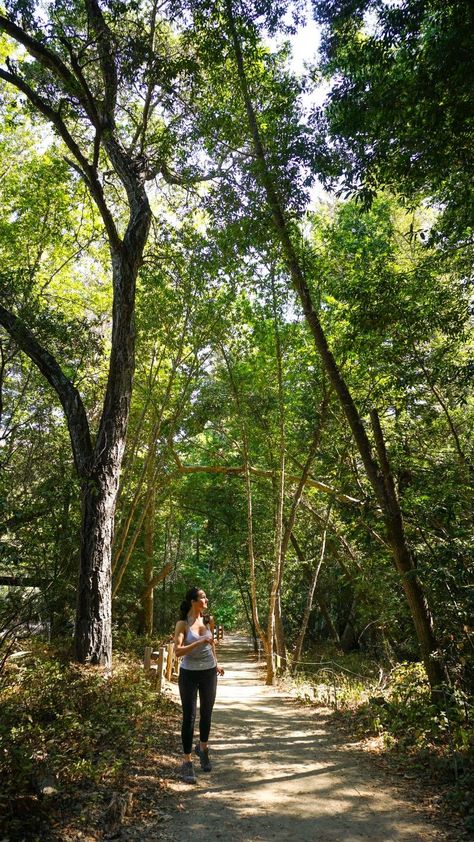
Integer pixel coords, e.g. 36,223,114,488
159,634,447,842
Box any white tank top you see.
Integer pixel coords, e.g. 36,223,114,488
180,622,216,670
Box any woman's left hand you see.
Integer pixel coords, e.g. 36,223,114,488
217,665,225,676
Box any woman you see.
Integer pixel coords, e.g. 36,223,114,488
174,586,225,783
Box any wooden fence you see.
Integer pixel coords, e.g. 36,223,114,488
144,625,224,693
256,642,286,673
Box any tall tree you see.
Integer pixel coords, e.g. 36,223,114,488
313,0,474,245
0,0,214,663
184,0,449,690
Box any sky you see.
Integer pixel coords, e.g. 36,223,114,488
269,4,331,116
287,6,322,77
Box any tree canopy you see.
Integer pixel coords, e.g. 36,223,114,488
0,0,472,701
313,0,474,245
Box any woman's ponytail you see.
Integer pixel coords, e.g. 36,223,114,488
179,586,200,620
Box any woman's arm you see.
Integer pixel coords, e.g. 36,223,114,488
174,621,209,657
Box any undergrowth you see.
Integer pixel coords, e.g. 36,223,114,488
0,639,179,840
293,649,474,833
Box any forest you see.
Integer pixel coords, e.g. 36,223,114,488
0,0,473,838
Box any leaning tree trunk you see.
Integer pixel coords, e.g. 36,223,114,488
142,463,155,637
369,409,447,690
224,0,448,693
292,504,332,667
316,591,341,648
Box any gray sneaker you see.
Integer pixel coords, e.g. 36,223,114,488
195,742,212,772
180,760,196,783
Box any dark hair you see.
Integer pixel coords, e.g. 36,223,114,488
179,586,201,620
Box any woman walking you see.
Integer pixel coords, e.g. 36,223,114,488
174,586,224,783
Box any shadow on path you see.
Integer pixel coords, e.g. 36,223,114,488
159,635,445,842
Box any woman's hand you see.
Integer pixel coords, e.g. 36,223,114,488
217,665,225,676
194,635,209,647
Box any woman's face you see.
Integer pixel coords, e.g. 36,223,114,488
194,589,208,611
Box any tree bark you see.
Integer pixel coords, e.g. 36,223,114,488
75,474,115,664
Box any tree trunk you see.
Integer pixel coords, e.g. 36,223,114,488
222,346,268,655
224,1,448,692
75,195,150,662
0,3,154,667
370,409,448,690
142,495,155,637
316,590,341,647
75,475,115,665
139,440,156,636
340,595,358,653
232,557,258,650
291,508,331,667
274,592,287,664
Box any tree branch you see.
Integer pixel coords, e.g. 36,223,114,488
168,446,361,505
0,14,96,120
0,304,92,477
141,560,173,600
59,34,101,127
0,66,121,252
84,0,118,126
158,161,219,186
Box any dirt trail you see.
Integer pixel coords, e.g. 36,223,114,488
161,634,447,842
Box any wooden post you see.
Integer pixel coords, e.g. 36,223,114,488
157,646,165,694
166,642,174,681
144,646,152,673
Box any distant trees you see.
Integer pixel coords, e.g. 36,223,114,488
183,0,451,690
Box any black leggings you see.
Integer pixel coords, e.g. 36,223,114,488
178,666,217,754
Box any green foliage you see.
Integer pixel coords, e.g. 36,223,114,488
372,664,474,828
0,640,176,837
297,654,474,826
0,6,472,820
295,645,381,709
314,0,474,244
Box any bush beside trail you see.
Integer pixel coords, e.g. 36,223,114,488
289,651,474,834
0,640,180,840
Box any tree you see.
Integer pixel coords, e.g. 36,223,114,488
0,129,103,638
313,0,474,245
307,196,474,673
183,0,449,691
0,0,216,664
